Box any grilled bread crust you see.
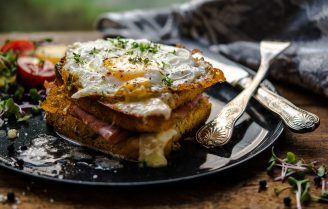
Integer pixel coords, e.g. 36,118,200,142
43,84,211,160
76,88,204,133
42,82,208,132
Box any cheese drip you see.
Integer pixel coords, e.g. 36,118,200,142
139,129,177,167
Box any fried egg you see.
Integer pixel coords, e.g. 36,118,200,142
62,38,224,119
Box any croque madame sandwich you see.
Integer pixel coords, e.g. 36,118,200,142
41,38,225,167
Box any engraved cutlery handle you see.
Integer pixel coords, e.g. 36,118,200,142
196,92,251,147
196,41,291,148
238,77,320,132
197,59,270,148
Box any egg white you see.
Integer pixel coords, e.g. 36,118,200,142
63,38,209,99
62,38,211,119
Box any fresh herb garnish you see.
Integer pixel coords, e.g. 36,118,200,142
0,98,30,123
14,86,25,100
29,88,40,102
132,42,139,49
128,56,150,65
143,57,150,65
72,52,85,65
0,50,17,78
171,50,177,55
140,42,158,53
104,49,112,53
31,105,40,114
288,177,311,208
159,61,173,86
110,36,128,49
130,41,159,53
125,50,134,55
267,148,328,209
162,75,173,87
89,47,99,55
317,165,326,177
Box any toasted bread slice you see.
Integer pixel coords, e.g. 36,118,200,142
42,83,207,133
43,88,211,165
76,89,205,133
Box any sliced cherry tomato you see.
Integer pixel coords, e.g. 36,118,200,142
17,56,55,87
1,40,35,55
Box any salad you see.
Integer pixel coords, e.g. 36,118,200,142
0,39,67,125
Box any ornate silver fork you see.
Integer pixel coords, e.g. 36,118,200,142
196,41,291,148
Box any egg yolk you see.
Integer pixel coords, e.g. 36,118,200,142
103,56,146,81
116,77,152,98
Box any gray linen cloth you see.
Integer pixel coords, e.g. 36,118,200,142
97,0,328,98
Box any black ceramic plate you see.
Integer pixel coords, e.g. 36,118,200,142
0,81,283,186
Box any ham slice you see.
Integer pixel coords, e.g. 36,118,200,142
71,105,130,144
173,95,205,118
70,95,204,143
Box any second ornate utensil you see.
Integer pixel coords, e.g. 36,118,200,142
196,41,291,148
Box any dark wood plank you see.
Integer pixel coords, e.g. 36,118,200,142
0,32,327,209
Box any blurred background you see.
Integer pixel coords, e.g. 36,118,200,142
0,0,188,32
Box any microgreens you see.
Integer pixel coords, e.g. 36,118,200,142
288,177,311,209
267,147,328,209
0,98,30,123
0,50,17,77
72,52,85,65
267,148,314,181
14,86,25,100
31,105,40,114
29,88,41,102
311,191,328,203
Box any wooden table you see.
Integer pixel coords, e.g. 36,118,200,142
0,32,327,209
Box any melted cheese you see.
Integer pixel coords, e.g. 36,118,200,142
114,98,171,119
139,129,177,167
